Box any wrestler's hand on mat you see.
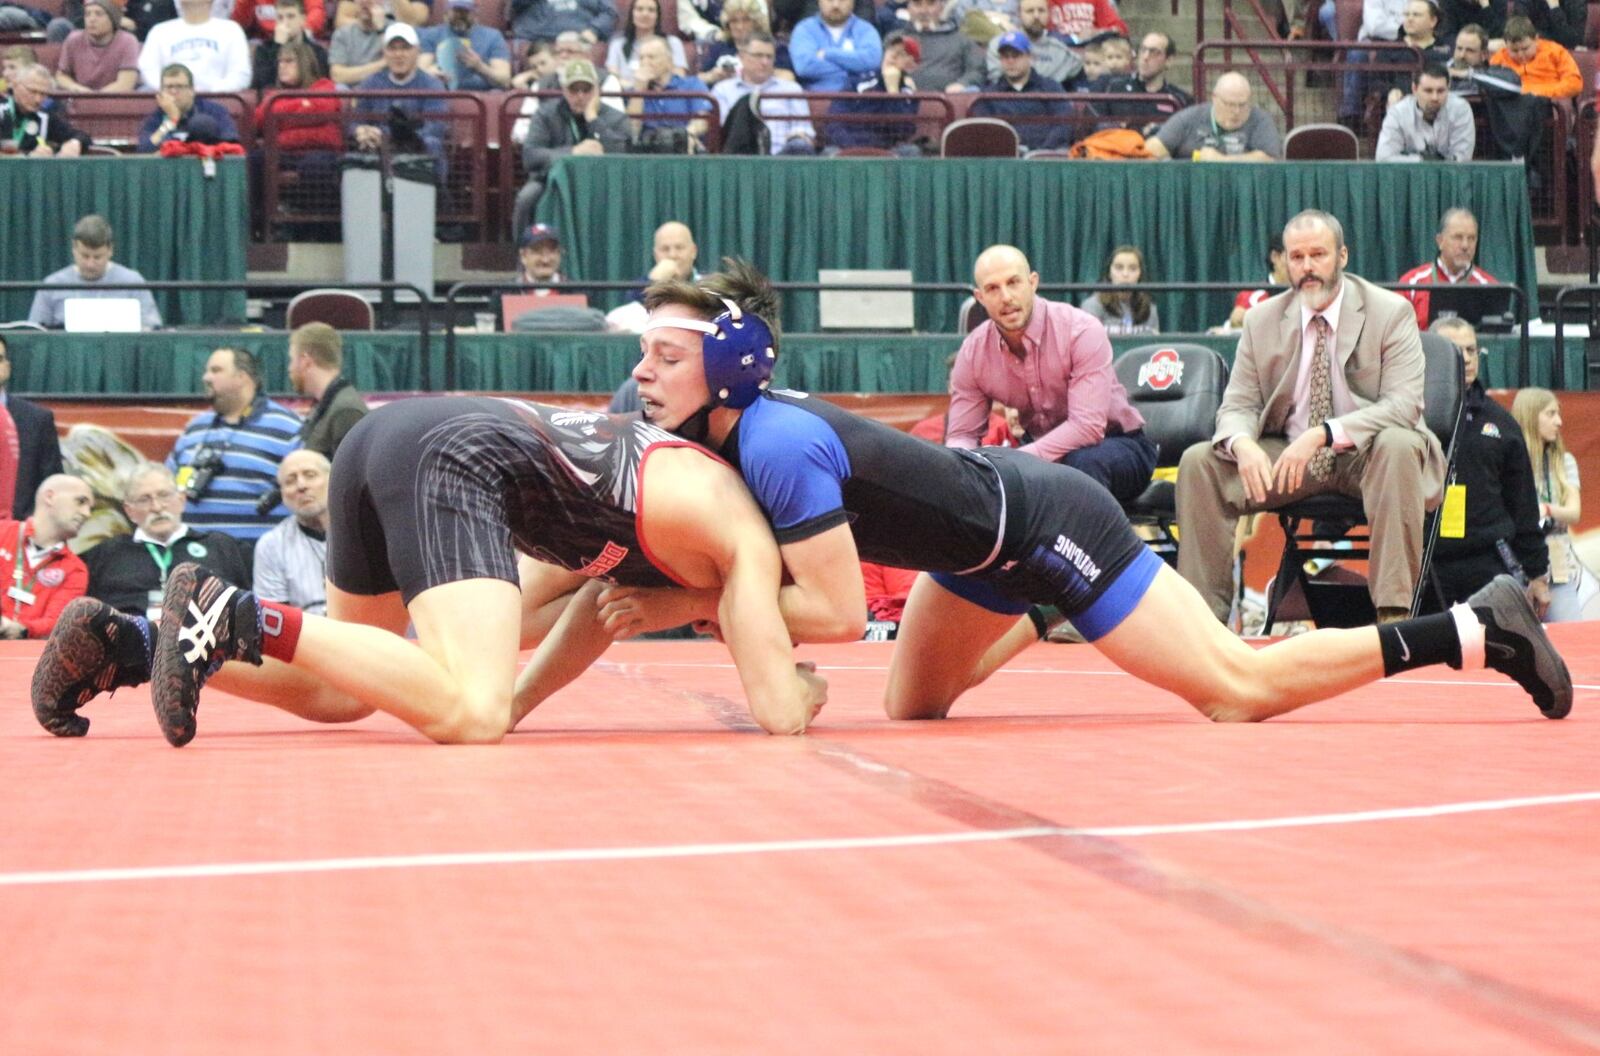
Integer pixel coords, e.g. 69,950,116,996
597,586,712,637
1233,438,1273,505
1272,428,1324,495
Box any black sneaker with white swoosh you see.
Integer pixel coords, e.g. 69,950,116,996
1467,575,1572,719
150,563,264,747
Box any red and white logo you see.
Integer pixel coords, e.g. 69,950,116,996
579,541,630,578
37,567,65,588
1137,348,1184,391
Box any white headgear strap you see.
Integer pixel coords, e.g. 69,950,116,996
641,298,743,336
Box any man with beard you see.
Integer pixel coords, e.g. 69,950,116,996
1175,210,1446,624
1376,63,1474,162
252,449,330,614
984,0,1078,86
167,347,302,544
0,475,92,639
287,322,368,460
82,462,252,617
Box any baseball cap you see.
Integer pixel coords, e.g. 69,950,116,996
995,30,1031,54
383,22,419,47
560,58,599,88
520,223,560,248
896,36,922,62
446,0,475,8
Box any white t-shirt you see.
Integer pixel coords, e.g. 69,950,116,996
138,16,252,92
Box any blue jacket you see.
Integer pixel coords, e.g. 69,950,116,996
135,99,238,153
826,72,918,148
790,15,883,91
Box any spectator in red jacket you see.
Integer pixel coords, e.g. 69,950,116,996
0,474,93,640
233,0,326,40
255,39,342,150
1046,0,1126,40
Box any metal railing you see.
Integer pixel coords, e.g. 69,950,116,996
1552,284,1600,389
1194,39,1422,133
50,91,255,151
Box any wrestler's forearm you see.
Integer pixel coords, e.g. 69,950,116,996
721,562,814,735
510,581,614,728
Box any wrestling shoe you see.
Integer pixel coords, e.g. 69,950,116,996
30,598,153,737
1468,575,1572,720
150,563,263,747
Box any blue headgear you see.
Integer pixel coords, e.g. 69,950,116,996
643,297,776,410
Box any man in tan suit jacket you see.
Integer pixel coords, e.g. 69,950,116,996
1176,209,1447,624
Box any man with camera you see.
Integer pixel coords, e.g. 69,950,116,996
167,347,303,545
82,462,252,619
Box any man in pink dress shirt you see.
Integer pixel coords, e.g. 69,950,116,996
946,244,1158,503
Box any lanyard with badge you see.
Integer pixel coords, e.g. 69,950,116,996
7,522,36,610
145,541,175,621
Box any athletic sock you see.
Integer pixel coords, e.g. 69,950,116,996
1377,612,1462,676
1451,602,1486,670
258,601,303,663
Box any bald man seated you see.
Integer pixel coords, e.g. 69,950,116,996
254,450,331,615
944,244,1158,504
1145,71,1283,161
0,474,94,640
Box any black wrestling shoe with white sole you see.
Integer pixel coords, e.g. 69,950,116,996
1468,575,1572,720
30,598,153,737
150,563,263,747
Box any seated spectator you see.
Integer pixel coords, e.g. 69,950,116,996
288,322,369,460
1514,387,1598,621
138,0,251,91
1081,32,1131,90
0,475,92,640
509,0,616,45
896,0,982,92
1376,63,1474,161
233,0,326,40
255,40,341,153
353,23,447,159
517,222,564,291
420,0,512,90
1145,71,1283,161
0,336,65,519
626,36,712,150
248,0,328,90
604,219,698,332
511,58,629,236
985,0,1078,87
608,0,686,83
1337,0,1406,128
971,31,1072,152
0,65,91,156
55,0,141,92
1489,15,1581,99
791,0,882,91
1519,0,1585,51
1046,0,1125,39
1445,22,1492,95
328,0,388,86
29,215,162,330
168,347,302,543
253,449,330,614
1212,233,1287,332
1102,30,1192,126
511,38,555,87
1378,0,1451,104
1080,244,1160,335
699,0,793,85
332,0,427,32
827,29,920,153
1396,207,1497,327
860,560,918,635
137,61,240,151
712,30,816,155
1425,316,1550,613
83,462,252,615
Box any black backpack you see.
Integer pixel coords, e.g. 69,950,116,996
720,92,771,156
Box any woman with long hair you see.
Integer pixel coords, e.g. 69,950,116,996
698,0,790,82
607,0,687,84
1513,387,1598,621
1080,245,1161,336
254,39,341,152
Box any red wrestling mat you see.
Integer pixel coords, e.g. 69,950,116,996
4,627,1599,1054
